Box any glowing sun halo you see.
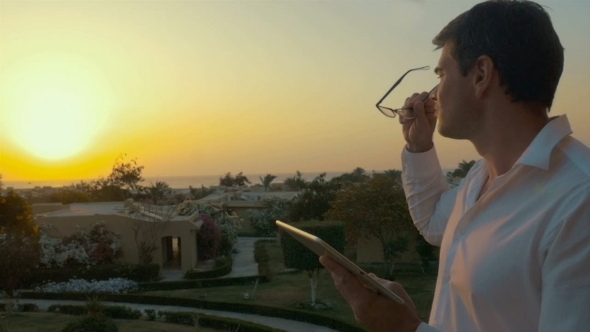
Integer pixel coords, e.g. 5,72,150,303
3,53,115,161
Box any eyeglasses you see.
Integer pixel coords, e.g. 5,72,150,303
376,66,438,119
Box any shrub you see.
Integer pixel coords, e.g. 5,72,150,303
103,305,141,319
248,197,290,236
184,256,232,280
159,310,194,325
144,309,156,321
48,304,87,316
23,263,159,287
23,292,365,332
197,217,221,261
61,316,119,332
17,303,39,312
34,278,139,294
39,221,122,268
0,303,39,312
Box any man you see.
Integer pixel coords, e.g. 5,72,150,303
320,1,590,331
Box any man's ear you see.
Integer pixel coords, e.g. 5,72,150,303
472,55,495,99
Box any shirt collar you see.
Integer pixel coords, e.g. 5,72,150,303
515,114,572,170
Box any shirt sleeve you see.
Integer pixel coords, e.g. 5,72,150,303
401,146,455,246
415,322,442,332
539,187,590,331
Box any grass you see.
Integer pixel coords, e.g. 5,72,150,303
140,240,437,324
0,312,218,332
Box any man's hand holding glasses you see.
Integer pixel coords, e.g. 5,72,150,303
375,66,439,153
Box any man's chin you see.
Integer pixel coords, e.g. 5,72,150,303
437,123,464,140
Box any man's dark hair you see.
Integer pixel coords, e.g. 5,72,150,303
433,0,564,111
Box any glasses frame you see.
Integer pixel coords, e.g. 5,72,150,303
376,65,438,119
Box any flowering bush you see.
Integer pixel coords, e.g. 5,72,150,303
248,197,290,236
33,278,138,294
197,215,221,261
174,201,241,256
38,221,122,268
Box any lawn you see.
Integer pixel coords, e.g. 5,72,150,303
0,312,218,332
140,240,437,325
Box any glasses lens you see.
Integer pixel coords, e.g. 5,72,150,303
381,67,438,113
378,106,397,118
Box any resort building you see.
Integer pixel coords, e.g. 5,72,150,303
33,201,203,274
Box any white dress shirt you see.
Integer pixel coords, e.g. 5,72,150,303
401,115,590,332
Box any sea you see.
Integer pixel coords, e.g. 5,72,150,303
2,172,346,190
3,169,455,190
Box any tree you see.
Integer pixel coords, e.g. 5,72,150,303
107,154,145,198
0,231,41,296
49,189,92,204
219,172,235,187
284,171,306,191
259,174,277,192
351,167,368,183
0,190,38,236
197,215,221,260
219,172,251,187
248,197,290,236
447,160,476,180
126,201,171,264
288,173,340,222
280,221,345,305
189,185,214,200
148,181,171,205
325,173,414,278
234,172,251,186
0,191,40,295
383,169,402,180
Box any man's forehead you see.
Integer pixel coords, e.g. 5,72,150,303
437,42,454,67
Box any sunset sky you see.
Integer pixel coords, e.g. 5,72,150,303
1,0,589,183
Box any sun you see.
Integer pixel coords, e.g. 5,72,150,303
2,52,115,161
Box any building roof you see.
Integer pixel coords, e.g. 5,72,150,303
37,202,195,223
39,202,126,217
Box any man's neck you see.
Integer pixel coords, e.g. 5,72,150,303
471,108,549,181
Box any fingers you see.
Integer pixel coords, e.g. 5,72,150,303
320,255,372,304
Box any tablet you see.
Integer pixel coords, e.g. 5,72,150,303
275,220,405,304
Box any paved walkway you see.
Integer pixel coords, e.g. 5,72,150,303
12,237,342,331
161,236,275,281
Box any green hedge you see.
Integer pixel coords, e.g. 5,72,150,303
160,310,285,331
0,303,39,312
103,305,142,319
20,292,365,332
23,264,160,287
48,304,86,315
139,275,269,291
184,256,232,279
47,304,141,320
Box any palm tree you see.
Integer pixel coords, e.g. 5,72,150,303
234,172,251,186
259,174,277,192
449,160,476,179
351,167,367,183
284,171,306,191
149,181,171,205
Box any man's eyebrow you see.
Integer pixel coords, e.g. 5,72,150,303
434,67,442,75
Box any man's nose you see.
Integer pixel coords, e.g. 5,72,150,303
429,85,439,101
